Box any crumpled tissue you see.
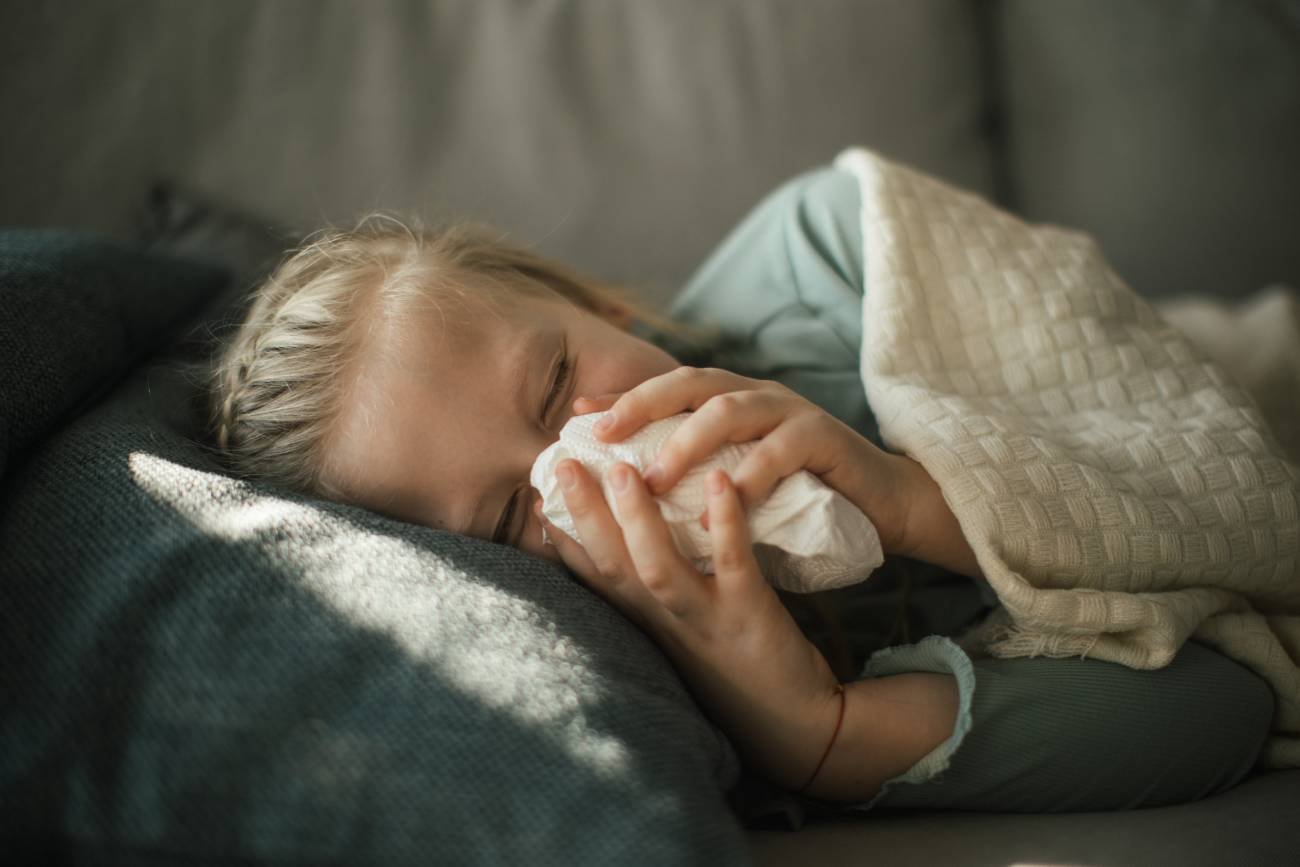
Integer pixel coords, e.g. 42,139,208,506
530,411,884,593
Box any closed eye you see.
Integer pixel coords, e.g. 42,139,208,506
494,341,570,545
541,343,570,421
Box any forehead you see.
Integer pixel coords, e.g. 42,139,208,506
319,287,553,524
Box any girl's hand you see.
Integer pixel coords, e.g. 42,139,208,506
536,458,845,791
573,366,914,555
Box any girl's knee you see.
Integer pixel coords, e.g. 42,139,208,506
950,640,1274,811
1174,641,1274,791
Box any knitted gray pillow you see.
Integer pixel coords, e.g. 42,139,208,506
0,237,750,864
0,229,227,480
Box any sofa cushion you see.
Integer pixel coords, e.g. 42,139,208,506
1,0,996,309
994,0,1300,299
0,240,749,864
0,229,226,480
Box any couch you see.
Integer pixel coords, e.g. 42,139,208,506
3,2,1298,864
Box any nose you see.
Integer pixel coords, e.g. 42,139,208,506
516,428,561,558
516,399,591,561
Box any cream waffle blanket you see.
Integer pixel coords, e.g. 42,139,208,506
833,147,1300,769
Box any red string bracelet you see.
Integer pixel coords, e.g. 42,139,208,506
797,683,846,795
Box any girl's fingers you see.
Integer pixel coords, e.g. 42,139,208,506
534,500,600,581
700,415,820,531
545,460,685,636
538,504,655,635
594,366,769,443
551,460,634,593
705,469,763,599
606,462,706,621
641,390,787,496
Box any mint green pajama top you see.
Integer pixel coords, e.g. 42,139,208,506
639,163,1274,826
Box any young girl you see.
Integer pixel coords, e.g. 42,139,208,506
209,164,1273,814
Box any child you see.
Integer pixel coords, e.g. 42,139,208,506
208,166,1272,815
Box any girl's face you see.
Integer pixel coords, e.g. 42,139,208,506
323,286,680,563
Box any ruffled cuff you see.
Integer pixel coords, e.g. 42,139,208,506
847,634,977,812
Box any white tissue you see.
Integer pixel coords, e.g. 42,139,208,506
530,411,884,593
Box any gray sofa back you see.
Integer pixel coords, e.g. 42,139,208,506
4,0,1295,305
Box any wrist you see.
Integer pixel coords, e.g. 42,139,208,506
795,683,846,795
892,453,983,579
890,452,931,560
725,678,847,792
828,431,914,557
801,673,960,803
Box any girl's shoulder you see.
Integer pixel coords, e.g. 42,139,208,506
649,162,876,441
671,164,865,333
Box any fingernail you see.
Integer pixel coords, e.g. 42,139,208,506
642,463,663,490
611,465,630,492
707,470,725,495
594,414,615,432
557,463,576,490
533,499,543,519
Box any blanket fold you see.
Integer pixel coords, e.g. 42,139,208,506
835,147,1300,769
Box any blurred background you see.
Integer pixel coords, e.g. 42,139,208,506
2,0,1298,309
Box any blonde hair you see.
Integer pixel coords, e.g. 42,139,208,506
207,212,716,503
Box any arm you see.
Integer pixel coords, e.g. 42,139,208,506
890,452,984,580
539,453,964,804
802,669,961,802
562,373,976,800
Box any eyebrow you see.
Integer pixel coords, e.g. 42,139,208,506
458,328,551,538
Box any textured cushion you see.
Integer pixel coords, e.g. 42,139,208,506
0,229,226,479
0,240,750,862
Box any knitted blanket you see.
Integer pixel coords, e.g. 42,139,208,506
834,147,1300,769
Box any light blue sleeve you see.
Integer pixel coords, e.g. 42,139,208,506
655,163,881,447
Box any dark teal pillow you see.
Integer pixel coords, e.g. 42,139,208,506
0,229,227,479
0,221,751,863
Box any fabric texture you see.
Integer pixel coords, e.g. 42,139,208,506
835,145,1300,769
0,229,226,480
532,410,884,593
0,243,752,865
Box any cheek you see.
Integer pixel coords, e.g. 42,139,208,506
517,511,563,563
